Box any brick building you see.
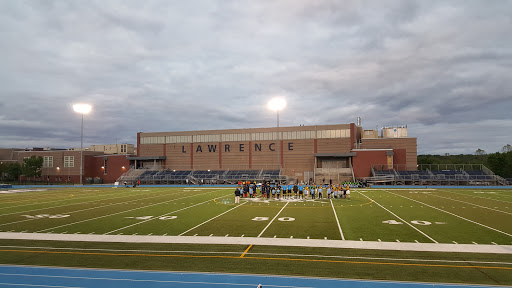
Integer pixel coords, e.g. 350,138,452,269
133,122,417,183
5,150,130,184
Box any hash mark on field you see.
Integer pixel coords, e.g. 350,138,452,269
492,242,498,245
307,236,310,239
163,233,167,236
472,242,478,245
193,234,198,236
396,240,400,242
324,237,327,240
378,239,382,242
241,234,244,237
414,240,419,243
453,241,458,244
360,238,363,241
118,233,123,235
209,234,213,237
148,233,152,236
225,234,229,237
290,236,293,239
74,232,80,234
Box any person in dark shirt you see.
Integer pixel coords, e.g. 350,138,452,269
234,186,241,204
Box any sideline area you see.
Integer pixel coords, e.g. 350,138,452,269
1,232,511,254
0,264,508,288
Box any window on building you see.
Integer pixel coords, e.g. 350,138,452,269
104,159,108,175
64,156,74,168
43,156,53,168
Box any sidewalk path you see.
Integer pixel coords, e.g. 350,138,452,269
1,232,511,254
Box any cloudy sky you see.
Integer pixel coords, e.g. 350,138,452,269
1,1,511,155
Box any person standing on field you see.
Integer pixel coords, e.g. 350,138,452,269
234,186,241,204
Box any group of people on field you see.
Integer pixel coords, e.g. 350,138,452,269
234,182,350,204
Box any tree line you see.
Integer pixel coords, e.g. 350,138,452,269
0,156,43,182
418,144,512,179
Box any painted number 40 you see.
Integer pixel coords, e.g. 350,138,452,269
382,220,442,226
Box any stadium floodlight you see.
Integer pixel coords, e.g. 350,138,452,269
73,103,92,185
267,98,287,172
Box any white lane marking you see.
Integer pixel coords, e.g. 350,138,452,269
0,273,311,288
178,202,247,236
0,190,191,227
330,199,345,240
0,282,81,288
388,191,512,238
432,194,512,215
453,241,458,244
358,192,438,243
0,188,159,215
105,195,228,235
3,245,512,265
444,190,512,204
36,190,224,233
257,202,289,238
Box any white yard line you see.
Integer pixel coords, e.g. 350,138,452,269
0,189,165,218
0,190,192,227
358,192,438,243
0,189,152,213
2,232,512,254
105,195,229,235
388,191,512,238
36,190,224,233
443,190,512,204
2,245,512,265
330,199,345,240
432,194,512,215
257,202,289,238
178,202,247,236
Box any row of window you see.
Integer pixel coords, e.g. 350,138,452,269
42,156,74,168
141,129,350,145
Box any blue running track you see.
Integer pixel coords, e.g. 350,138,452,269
0,265,506,288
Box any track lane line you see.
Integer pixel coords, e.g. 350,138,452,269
358,192,438,243
1,249,511,271
2,245,511,265
388,191,512,238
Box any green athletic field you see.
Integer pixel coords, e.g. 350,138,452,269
1,187,512,285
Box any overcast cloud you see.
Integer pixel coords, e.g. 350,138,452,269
0,0,511,154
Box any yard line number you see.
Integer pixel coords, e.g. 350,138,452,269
22,214,70,219
382,220,446,226
252,216,295,222
125,216,178,220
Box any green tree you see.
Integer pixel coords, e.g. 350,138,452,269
502,144,512,153
22,156,43,179
6,162,23,181
475,148,486,155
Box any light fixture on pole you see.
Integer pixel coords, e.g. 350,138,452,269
267,98,287,172
73,103,92,185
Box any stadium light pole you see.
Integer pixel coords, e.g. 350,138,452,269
267,98,287,172
73,104,92,185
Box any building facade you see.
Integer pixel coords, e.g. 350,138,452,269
134,123,417,183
